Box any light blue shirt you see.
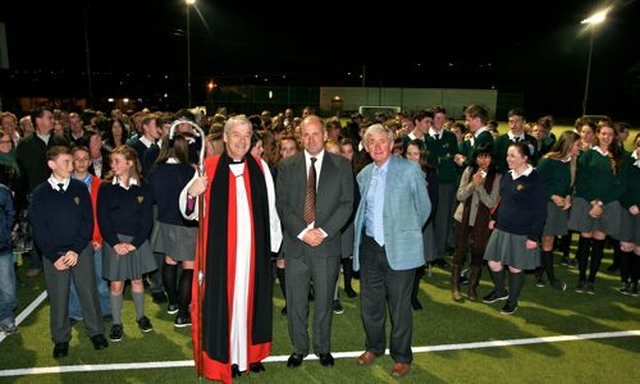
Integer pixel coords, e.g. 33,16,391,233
365,159,389,246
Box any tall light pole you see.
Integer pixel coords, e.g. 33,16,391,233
186,0,196,108
580,8,609,116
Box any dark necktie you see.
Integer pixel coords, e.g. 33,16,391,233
304,157,317,225
514,137,521,143
57,183,64,192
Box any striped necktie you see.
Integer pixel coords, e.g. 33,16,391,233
304,157,317,225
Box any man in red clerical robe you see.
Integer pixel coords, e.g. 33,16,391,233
180,115,282,383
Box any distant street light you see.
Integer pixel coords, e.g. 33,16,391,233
581,8,609,116
186,0,196,108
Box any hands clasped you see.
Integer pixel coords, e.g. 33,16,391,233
302,228,325,247
114,243,136,256
54,251,79,271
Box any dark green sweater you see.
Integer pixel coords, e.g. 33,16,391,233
536,157,572,200
424,130,460,184
575,149,629,204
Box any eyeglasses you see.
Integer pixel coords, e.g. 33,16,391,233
0,140,12,144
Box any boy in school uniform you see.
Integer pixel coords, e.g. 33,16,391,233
29,146,107,358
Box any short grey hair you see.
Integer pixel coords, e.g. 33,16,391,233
224,114,252,135
363,123,394,147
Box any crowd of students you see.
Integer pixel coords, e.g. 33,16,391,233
0,104,638,380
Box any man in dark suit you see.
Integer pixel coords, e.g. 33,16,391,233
276,115,354,369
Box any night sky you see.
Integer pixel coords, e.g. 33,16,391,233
2,0,639,121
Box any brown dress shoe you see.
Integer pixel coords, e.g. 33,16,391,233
356,350,378,366
391,362,410,378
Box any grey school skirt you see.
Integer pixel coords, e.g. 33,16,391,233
483,228,540,270
542,201,570,237
103,234,157,281
568,197,622,238
150,221,197,261
619,209,640,244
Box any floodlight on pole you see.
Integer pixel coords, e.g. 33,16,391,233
186,0,196,108
580,8,609,116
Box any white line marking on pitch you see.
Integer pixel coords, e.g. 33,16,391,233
2,330,639,377
3,291,639,377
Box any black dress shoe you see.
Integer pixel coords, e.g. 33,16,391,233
231,364,243,378
53,342,69,358
249,362,266,373
319,353,334,367
91,334,109,350
287,353,304,368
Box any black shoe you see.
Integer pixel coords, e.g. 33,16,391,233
152,292,168,304
287,353,304,368
281,306,287,315
167,303,179,315
174,314,192,328
411,299,423,311
109,324,123,342
91,334,109,350
249,362,266,373
333,300,344,315
53,342,69,358
482,290,509,304
584,282,595,295
319,352,334,367
231,364,243,378
345,287,357,298
137,316,154,332
500,302,518,315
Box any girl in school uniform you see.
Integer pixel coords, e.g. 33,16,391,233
147,134,198,327
97,145,156,342
535,130,581,292
617,133,640,296
568,121,629,294
482,142,547,315
452,142,501,302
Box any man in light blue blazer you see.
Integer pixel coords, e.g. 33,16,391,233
352,124,431,379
